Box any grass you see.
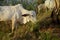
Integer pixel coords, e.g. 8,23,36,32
0,0,60,40
0,21,60,40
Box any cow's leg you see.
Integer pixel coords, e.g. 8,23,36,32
11,14,17,33
8,17,16,36
12,18,16,33
8,18,16,36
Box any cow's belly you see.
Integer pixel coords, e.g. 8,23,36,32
0,14,13,21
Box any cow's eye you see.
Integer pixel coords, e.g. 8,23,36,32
22,14,29,17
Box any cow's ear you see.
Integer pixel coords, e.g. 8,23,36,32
15,4,22,7
17,4,22,6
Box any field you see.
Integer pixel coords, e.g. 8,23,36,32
0,0,60,40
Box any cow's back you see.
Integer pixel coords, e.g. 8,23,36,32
0,6,15,21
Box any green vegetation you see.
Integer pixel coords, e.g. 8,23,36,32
0,0,60,40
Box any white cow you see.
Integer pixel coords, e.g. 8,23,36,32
38,0,59,13
0,4,36,33
45,0,59,9
38,0,55,10
45,0,55,9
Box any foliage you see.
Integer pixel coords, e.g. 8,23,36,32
0,0,60,40
0,0,37,10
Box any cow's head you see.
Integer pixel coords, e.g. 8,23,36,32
29,11,36,23
21,11,36,24
15,4,36,24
